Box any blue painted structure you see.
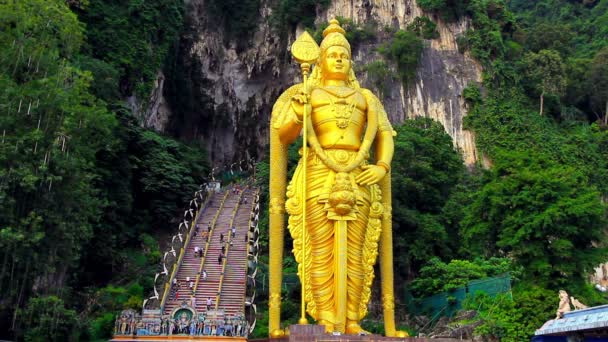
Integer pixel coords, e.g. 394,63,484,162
534,304,608,341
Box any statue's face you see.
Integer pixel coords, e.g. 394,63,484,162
322,46,351,81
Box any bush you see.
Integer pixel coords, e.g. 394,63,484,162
270,0,331,30
463,284,554,342
361,61,391,95
89,312,116,340
378,30,424,84
18,296,81,342
409,257,514,297
462,84,483,106
407,16,440,39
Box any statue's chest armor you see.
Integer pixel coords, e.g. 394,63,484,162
310,87,367,147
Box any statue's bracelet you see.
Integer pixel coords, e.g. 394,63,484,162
376,161,390,172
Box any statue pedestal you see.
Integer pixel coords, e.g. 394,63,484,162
287,324,420,341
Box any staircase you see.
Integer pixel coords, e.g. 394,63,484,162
217,188,255,316
162,185,255,320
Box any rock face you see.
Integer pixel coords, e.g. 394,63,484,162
150,0,482,166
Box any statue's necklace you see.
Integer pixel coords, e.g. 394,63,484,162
322,87,357,129
330,97,356,129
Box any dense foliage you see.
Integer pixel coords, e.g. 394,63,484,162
378,30,424,84
76,0,184,100
3,0,608,340
391,119,466,276
206,0,261,45
0,0,208,340
463,285,555,342
409,258,514,297
461,151,606,286
271,0,331,31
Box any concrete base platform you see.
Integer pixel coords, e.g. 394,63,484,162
249,324,471,342
111,336,246,341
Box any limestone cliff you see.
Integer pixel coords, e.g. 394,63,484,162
149,0,482,166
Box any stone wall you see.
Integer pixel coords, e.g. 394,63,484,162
145,0,482,166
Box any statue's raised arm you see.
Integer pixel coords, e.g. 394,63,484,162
268,18,407,338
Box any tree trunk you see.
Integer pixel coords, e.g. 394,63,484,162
604,100,608,125
540,90,545,116
12,261,30,331
0,246,11,295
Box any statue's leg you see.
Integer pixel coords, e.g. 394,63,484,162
346,186,371,334
306,197,336,332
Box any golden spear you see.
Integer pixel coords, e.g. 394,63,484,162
290,31,319,326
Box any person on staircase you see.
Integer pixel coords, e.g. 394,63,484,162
190,295,196,309
231,226,236,238
206,297,212,311
202,269,207,281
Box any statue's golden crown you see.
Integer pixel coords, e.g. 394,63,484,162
320,19,351,57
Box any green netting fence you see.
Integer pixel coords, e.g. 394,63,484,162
404,273,512,318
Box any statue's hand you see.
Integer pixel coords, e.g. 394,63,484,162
291,91,310,122
355,165,386,185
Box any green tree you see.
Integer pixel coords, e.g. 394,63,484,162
463,285,554,342
523,23,574,56
18,296,81,342
378,30,424,84
461,151,606,287
207,0,260,45
409,257,514,297
391,118,465,277
416,0,470,21
270,0,331,31
587,47,608,124
522,49,567,115
407,16,439,39
78,0,184,99
0,2,115,337
360,61,391,96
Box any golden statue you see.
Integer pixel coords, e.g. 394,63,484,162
268,19,407,337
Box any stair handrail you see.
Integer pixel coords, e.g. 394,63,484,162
192,189,231,292
242,188,259,314
153,187,210,311
215,185,248,310
160,189,230,311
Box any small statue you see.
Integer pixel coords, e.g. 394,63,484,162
169,319,175,336
160,318,167,335
571,296,588,310
190,320,197,335
129,318,136,335
556,290,572,319
119,315,128,335
114,316,120,335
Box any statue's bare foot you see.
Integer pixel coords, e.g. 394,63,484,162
318,319,335,333
395,330,409,337
270,328,285,338
346,321,370,335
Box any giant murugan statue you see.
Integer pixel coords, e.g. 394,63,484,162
268,19,406,337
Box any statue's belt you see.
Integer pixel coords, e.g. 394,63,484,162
303,148,369,167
